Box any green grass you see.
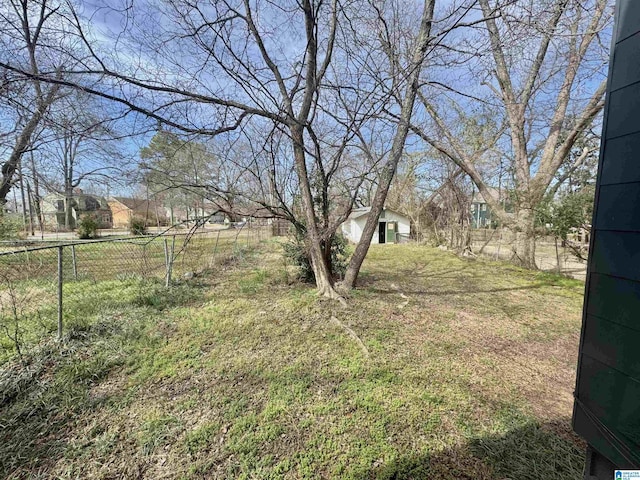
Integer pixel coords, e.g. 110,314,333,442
0,241,586,479
0,227,262,282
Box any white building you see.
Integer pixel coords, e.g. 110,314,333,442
341,207,411,244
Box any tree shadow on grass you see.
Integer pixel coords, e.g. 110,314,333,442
367,282,555,297
355,419,586,480
357,267,476,287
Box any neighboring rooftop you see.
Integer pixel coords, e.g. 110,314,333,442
109,196,163,211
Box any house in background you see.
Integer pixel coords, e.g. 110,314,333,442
470,191,493,228
165,201,223,225
470,187,510,229
341,207,410,244
208,213,226,224
41,192,112,230
108,197,168,228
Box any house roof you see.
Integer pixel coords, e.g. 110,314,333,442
43,192,110,210
471,187,501,204
109,196,163,213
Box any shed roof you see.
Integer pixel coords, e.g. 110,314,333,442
346,206,408,221
347,207,372,220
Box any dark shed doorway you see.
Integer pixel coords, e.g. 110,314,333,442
378,222,386,244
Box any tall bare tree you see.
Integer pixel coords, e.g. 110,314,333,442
29,0,387,298
412,0,611,267
18,88,128,230
342,0,437,288
0,0,68,205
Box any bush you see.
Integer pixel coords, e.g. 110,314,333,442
129,216,148,235
283,230,349,283
0,214,22,240
77,215,99,239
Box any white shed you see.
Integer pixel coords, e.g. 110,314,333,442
341,207,411,244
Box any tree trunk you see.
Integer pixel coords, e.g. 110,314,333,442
1,116,43,205
0,84,60,205
65,188,75,230
322,236,333,277
512,209,537,269
309,244,337,296
290,125,342,300
18,163,28,231
29,153,44,234
26,181,35,236
343,0,435,289
555,236,562,272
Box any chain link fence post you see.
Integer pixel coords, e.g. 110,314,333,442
71,244,78,281
166,235,175,287
233,224,243,256
163,236,170,282
212,230,220,266
142,243,148,278
57,245,63,341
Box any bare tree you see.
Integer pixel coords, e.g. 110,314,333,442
342,0,442,288
29,92,128,229
16,0,385,298
412,0,611,268
0,0,69,205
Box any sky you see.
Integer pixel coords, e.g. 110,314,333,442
1,0,615,204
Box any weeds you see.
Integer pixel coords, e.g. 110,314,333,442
133,280,205,310
0,275,26,360
183,422,221,455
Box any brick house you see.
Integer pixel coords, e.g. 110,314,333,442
107,197,168,228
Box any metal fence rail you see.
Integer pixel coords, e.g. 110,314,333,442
0,226,269,363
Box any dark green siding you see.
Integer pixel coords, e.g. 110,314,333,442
470,203,492,228
573,0,640,469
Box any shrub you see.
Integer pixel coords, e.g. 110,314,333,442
77,215,99,239
129,216,148,235
0,214,22,240
283,230,349,283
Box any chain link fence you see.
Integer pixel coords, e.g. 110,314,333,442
0,225,270,363
469,228,588,279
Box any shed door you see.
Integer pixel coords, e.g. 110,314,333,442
386,222,396,244
378,222,386,244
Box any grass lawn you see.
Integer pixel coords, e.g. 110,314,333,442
0,241,586,479
0,227,262,282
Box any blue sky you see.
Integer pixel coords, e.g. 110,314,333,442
2,0,613,200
